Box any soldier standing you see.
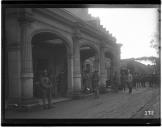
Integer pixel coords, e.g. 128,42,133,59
84,71,91,93
49,71,55,97
113,72,118,92
56,71,66,96
120,71,125,92
92,70,100,98
121,70,128,92
127,70,133,94
82,71,87,93
40,69,53,109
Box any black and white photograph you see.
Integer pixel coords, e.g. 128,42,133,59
2,3,161,126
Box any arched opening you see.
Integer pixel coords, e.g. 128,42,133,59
80,45,99,93
32,32,69,98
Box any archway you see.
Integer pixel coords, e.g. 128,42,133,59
32,32,70,98
80,44,99,93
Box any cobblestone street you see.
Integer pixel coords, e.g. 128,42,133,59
5,87,160,119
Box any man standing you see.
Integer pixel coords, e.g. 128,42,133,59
92,70,100,98
127,70,133,94
56,71,67,97
121,70,127,92
113,72,118,92
40,69,53,109
82,70,87,93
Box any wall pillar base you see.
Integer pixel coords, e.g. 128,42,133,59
21,72,33,99
6,97,40,111
72,91,82,99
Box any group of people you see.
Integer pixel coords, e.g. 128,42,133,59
39,69,53,109
37,67,160,109
120,69,133,94
133,73,160,89
38,69,101,109
37,69,66,109
82,70,100,98
120,69,160,93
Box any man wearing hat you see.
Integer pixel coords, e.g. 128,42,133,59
40,69,53,109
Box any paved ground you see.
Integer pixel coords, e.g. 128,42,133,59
131,88,160,119
5,87,160,119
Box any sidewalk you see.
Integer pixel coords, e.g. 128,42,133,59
5,87,159,119
6,93,94,111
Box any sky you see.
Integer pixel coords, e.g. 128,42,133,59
88,8,159,65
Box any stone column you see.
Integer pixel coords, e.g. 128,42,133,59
67,52,73,96
110,58,114,86
99,46,106,86
7,44,21,99
18,9,34,100
115,48,121,86
72,32,82,97
94,55,99,71
111,49,120,90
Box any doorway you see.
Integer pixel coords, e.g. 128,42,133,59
32,32,68,98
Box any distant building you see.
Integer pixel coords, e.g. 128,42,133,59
120,59,153,74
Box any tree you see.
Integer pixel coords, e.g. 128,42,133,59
134,56,159,74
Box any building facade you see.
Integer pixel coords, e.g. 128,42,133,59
120,59,153,74
5,8,121,104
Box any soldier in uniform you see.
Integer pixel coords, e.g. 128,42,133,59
123,70,128,92
127,70,133,94
84,70,91,93
92,70,100,98
82,70,87,93
120,70,126,92
56,71,66,96
133,73,137,90
149,74,154,87
141,74,145,88
136,73,141,89
113,72,119,92
40,69,53,109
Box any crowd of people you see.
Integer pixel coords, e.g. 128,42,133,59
36,69,100,109
35,68,159,109
120,69,160,93
82,70,100,98
34,69,67,109
120,69,133,94
133,73,160,88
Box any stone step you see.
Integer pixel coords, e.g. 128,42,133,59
6,97,71,112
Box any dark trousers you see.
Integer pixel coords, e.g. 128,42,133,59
128,82,132,94
94,87,99,98
42,89,52,108
129,86,132,93
122,82,126,92
123,85,126,92
92,81,99,98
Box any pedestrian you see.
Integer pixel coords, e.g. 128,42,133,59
82,70,88,93
120,70,126,92
127,70,133,94
49,71,55,97
141,74,145,88
133,73,137,90
92,70,100,98
123,71,128,92
40,69,53,109
84,70,91,94
56,71,66,96
113,72,118,92
152,74,156,88
136,73,141,89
